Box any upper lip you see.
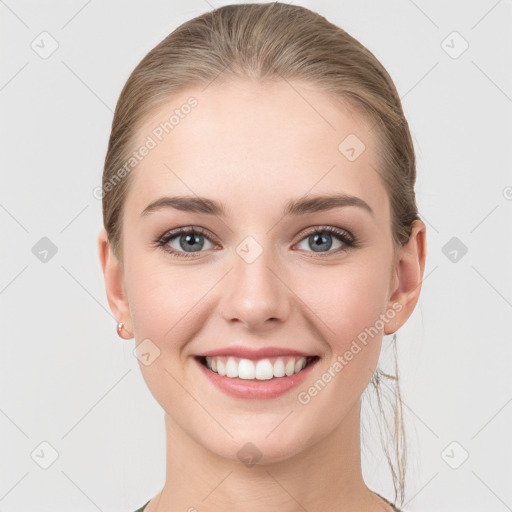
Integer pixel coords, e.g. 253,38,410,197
196,345,318,360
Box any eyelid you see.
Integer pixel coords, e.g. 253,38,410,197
157,225,218,245
296,225,354,243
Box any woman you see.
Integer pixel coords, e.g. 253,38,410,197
97,3,426,511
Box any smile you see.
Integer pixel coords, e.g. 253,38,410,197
194,355,321,399
198,355,319,380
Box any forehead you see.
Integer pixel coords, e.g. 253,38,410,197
124,79,389,223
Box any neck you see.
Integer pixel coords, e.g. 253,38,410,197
146,399,390,512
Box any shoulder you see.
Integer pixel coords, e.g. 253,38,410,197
130,496,404,512
132,501,150,512
374,492,403,511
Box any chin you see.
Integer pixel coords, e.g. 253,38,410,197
196,423,317,467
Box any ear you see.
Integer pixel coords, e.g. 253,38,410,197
97,228,133,338
384,219,427,335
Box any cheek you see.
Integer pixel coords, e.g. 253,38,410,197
126,250,391,345
289,263,391,420
126,255,218,350
123,260,205,397
297,260,390,389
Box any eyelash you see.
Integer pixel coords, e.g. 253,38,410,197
154,225,358,259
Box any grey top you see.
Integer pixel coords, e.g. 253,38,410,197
376,492,403,511
133,501,150,512
132,492,402,511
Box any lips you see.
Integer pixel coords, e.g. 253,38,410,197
195,353,320,399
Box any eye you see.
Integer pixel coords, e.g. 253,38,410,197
155,225,357,259
295,226,356,255
156,226,217,258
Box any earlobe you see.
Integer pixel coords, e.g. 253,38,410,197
97,228,133,338
384,219,427,335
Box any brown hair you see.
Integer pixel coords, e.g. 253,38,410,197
101,2,420,506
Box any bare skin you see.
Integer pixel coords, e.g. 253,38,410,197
98,78,426,512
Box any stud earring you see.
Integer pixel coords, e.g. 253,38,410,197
116,321,125,338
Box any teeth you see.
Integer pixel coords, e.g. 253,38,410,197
204,356,311,380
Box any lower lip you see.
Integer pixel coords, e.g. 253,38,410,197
194,357,319,399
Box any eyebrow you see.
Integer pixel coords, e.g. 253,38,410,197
140,193,374,218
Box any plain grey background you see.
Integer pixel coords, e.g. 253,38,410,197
1,1,511,511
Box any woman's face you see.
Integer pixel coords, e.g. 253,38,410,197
104,79,421,463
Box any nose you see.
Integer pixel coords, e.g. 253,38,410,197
219,243,292,331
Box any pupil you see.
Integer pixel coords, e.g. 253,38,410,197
311,233,332,252
182,233,204,252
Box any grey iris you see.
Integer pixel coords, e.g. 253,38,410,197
310,232,332,252
181,233,204,252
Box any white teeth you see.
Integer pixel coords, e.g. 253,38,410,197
239,358,255,379
273,358,285,378
226,357,238,378
204,356,310,380
255,359,274,380
285,358,295,376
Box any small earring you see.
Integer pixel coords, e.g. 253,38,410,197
116,322,125,338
